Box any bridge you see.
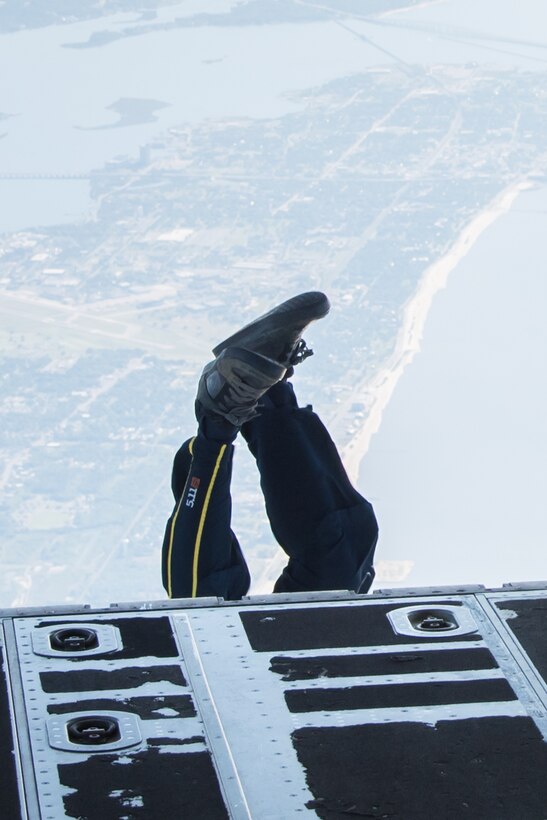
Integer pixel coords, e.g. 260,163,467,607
0,172,92,180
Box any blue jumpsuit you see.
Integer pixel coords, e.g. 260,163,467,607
162,381,378,600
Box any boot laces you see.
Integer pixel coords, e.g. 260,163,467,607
288,339,313,366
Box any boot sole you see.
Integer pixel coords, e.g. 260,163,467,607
212,291,330,358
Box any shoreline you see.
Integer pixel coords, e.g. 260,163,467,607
340,177,533,486
247,178,533,594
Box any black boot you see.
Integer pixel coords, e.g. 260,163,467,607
195,346,286,428
212,291,330,369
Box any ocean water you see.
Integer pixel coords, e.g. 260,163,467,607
1,0,547,231
362,184,547,589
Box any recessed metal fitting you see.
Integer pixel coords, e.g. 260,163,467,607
66,716,121,745
387,605,479,638
31,622,121,657
50,627,99,652
47,710,141,753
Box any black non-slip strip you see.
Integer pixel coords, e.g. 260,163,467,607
59,748,228,820
35,616,179,659
147,736,204,747
40,664,186,693
496,598,547,683
270,647,498,681
285,677,516,713
47,693,196,720
292,717,547,820
240,602,468,652
0,647,23,820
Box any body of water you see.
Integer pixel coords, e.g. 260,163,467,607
1,0,547,232
362,184,547,589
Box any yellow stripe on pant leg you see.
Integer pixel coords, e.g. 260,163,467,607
192,444,227,598
166,437,196,598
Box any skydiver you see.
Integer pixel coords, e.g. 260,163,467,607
162,292,378,600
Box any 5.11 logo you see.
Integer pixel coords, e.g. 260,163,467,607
185,476,201,508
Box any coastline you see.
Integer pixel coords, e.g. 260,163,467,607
340,177,533,486
252,178,533,593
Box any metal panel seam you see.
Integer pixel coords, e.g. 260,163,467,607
2,619,40,820
472,593,547,738
172,614,252,820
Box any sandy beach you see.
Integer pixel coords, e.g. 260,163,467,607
249,177,533,593
340,178,533,486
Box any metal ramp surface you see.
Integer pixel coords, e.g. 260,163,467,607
2,583,547,819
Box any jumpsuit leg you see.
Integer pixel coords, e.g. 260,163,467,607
161,430,250,600
241,381,378,593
